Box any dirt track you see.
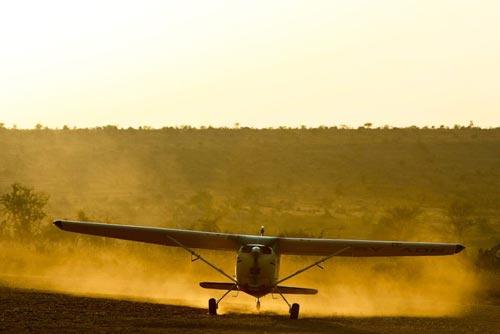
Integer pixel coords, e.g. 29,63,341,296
0,287,498,334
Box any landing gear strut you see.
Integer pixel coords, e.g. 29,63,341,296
256,298,261,311
208,298,217,315
275,288,300,319
208,284,237,316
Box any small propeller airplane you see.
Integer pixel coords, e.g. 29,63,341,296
53,220,465,319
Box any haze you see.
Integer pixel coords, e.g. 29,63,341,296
1,0,499,128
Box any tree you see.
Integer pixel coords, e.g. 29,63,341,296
189,191,225,232
0,183,49,238
476,244,500,272
171,191,225,231
77,210,90,221
447,200,475,239
374,205,422,239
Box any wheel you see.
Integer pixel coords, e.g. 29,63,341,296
289,303,299,319
208,298,217,316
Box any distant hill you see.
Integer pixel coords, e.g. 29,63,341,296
0,127,498,243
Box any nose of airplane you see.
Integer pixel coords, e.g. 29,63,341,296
251,246,261,254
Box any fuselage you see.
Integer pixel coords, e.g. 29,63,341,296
235,244,280,297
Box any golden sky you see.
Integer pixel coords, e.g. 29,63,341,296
0,0,499,128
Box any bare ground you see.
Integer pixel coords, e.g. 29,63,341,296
0,287,498,334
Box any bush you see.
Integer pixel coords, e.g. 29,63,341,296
0,183,49,239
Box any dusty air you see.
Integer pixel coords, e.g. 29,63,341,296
53,219,465,319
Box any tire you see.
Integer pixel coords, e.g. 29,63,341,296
208,298,217,316
290,303,299,319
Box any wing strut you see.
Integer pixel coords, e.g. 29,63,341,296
164,235,238,284
274,247,350,286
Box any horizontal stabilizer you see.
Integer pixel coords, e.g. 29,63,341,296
275,286,318,295
200,282,317,295
200,282,237,290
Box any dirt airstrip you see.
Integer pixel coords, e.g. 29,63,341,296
0,287,498,334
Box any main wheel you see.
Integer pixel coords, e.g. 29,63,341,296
289,303,300,319
208,298,217,316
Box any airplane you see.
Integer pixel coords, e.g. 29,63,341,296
53,220,465,319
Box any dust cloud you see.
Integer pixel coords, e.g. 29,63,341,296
278,255,477,317
0,236,477,317
0,128,495,317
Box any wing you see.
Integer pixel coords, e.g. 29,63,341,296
53,220,242,251
276,237,465,257
54,220,465,257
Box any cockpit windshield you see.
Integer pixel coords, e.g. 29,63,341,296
240,245,272,254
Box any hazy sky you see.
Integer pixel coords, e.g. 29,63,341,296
1,0,499,128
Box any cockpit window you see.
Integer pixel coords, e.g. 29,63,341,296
241,245,253,253
239,245,273,254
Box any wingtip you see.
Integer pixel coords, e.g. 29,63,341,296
455,244,465,253
53,220,63,229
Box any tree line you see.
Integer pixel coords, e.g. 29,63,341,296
0,182,497,272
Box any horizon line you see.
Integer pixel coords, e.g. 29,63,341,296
1,123,499,131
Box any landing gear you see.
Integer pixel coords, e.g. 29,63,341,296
289,303,300,319
275,288,300,319
256,298,261,311
208,284,237,316
208,298,217,315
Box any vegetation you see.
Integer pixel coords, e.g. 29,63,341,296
0,183,48,239
0,126,498,310
0,126,497,242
